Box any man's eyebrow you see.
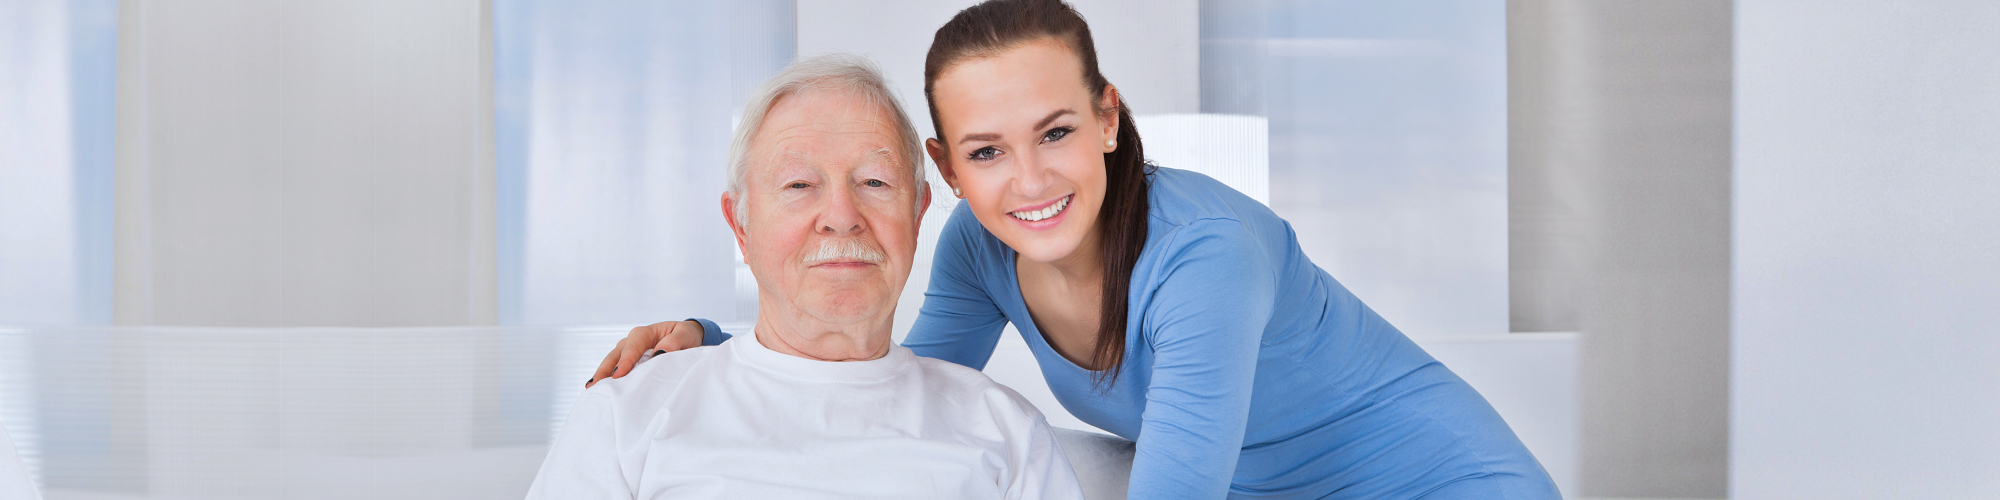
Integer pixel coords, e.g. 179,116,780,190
954,109,1076,145
774,149,811,163
866,148,901,165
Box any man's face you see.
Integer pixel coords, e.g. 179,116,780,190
725,89,928,327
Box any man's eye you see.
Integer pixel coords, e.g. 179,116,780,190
967,146,999,161
788,182,810,189
1042,127,1073,143
864,179,886,187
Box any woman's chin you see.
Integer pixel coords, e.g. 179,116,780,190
1007,237,1084,265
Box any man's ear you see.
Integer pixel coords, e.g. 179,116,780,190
721,191,750,256
915,186,933,232
1099,84,1122,153
926,138,960,198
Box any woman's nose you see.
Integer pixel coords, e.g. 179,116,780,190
1012,151,1053,198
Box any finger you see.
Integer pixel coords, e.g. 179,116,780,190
611,325,654,379
652,321,693,351
588,338,624,388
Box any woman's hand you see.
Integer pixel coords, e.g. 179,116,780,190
586,320,704,388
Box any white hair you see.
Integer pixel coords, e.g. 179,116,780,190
728,53,927,222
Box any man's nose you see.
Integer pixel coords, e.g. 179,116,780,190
817,183,866,236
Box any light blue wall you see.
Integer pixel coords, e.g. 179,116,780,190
0,0,116,326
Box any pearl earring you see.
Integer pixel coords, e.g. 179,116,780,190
1106,138,1116,149
952,186,963,197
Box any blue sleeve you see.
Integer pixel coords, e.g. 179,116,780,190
690,317,732,346
900,204,1010,370
1126,220,1274,500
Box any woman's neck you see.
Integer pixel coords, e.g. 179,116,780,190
1036,223,1107,288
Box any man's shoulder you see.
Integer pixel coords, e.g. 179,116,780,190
909,355,1046,420
584,344,730,402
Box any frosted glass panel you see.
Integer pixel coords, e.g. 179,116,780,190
1139,113,1270,205
1202,0,1508,335
0,0,115,326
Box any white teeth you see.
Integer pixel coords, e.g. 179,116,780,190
1010,196,1069,222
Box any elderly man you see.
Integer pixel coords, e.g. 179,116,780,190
525,54,1084,499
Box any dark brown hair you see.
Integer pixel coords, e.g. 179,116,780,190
923,0,1153,387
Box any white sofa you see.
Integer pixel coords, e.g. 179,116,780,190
1051,427,1135,500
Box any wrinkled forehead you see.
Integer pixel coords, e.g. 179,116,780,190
748,89,913,174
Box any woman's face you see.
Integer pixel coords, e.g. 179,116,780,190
927,38,1119,266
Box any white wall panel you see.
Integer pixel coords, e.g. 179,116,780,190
1733,1,2000,498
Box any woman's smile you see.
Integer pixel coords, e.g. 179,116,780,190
1008,194,1073,226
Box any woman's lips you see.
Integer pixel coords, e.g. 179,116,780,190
1006,194,1074,231
1008,194,1072,222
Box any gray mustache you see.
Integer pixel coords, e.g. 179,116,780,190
802,238,888,266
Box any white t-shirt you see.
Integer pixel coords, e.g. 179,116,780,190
526,335,1086,500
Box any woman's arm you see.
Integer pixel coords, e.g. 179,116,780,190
901,205,1011,369
590,318,727,387
1126,220,1275,499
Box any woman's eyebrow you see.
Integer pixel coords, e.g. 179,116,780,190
1032,109,1075,131
956,132,1000,145
954,109,1077,145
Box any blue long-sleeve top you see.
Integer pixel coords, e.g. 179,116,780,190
700,168,1558,499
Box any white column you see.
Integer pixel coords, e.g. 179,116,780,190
1511,1,1734,497
114,0,495,327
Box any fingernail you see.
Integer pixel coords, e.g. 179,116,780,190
652,349,666,356
585,378,594,386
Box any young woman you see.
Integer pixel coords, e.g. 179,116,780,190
593,1,1558,498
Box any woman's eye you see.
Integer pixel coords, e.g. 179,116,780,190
788,182,810,189
864,179,886,188
1041,126,1074,143
967,146,999,161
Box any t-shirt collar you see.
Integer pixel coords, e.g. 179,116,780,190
729,329,913,383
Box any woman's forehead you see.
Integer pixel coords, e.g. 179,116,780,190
932,41,1091,133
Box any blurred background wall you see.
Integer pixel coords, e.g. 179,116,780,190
3,0,1998,499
